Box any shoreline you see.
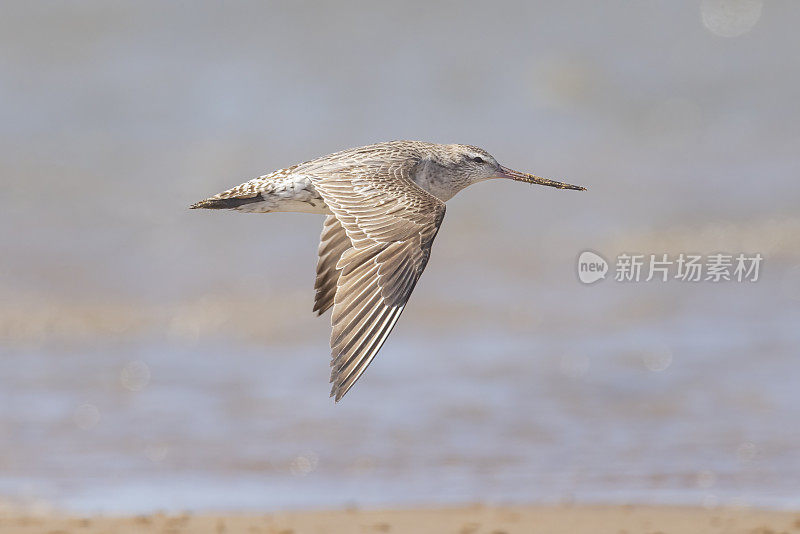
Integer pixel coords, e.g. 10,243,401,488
2,504,799,533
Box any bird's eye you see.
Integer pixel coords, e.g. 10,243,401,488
472,156,484,164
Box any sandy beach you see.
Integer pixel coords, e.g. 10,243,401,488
2,505,799,534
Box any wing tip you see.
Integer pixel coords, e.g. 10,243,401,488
330,360,359,403
330,382,348,403
313,299,332,316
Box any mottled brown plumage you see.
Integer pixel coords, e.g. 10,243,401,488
191,141,585,401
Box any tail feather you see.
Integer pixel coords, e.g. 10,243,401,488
190,165,304,212
190,195,264,210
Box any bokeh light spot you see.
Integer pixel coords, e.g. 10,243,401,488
701,0,763,37
290,452,319,476
73,403,100,430
120,360,151,392
696,470,716,489
642,347,673,372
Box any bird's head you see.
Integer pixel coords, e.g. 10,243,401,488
445,144,586,192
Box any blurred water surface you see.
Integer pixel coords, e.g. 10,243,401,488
1,1,799,513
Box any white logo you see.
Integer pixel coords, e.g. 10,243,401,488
577,251,608,284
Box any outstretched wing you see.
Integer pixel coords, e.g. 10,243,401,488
313,161,446,401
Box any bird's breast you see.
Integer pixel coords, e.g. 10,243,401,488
411,162,463,202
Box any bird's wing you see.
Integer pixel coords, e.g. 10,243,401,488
313,215,350,316
312,162,446,401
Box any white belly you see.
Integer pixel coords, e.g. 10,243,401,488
235,174,331,214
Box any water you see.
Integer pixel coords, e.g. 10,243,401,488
1,1,799,514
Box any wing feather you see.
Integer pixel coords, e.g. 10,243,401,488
313,216,351,316
312,156,446,401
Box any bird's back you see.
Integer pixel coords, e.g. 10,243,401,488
191,141,441,214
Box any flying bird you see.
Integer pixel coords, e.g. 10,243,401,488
191,141,585,401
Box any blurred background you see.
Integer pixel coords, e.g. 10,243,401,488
1,0,799,514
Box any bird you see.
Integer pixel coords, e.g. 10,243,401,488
191,141,585,401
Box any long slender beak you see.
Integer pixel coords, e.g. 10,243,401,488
498,166,586,191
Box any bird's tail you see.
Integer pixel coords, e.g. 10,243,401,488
189,195,264,210
189,175,274,211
